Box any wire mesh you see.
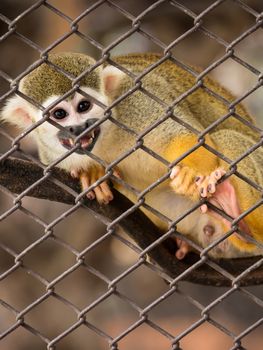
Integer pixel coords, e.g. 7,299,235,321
0,0,262,349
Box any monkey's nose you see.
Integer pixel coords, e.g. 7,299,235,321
68,125,81,134
85,118,99,129
67,118,99,136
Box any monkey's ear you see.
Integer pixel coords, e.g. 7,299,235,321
101,65,126,97
1,96,36,129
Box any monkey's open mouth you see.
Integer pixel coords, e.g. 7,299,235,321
59,127,100,154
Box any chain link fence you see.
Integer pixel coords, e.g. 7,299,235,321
0,0,263,349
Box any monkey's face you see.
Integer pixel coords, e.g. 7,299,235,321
35,87,108,169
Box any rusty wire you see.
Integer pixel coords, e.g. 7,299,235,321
0,0,263,349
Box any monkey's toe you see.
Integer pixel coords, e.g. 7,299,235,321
195,167,226,198
86,191,96,200
92,182,113,205
175,238,190,260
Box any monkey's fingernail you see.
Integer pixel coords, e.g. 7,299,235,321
176,250,185,260
195,176,201,182
200,187,204,195
87,192,95,200
200,204,208,213
170,167,180,179
207,184,212,192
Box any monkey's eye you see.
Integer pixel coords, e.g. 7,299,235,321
77,100,91,113
53,108,68,120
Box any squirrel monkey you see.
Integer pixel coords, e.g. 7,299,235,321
1,52,263,259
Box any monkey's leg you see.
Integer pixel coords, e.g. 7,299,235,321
164,134,220,259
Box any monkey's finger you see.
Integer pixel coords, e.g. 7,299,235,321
207,169,226,193
207,182,216,194
198,176,215,198
90,168,112,204
80,174,96,200
200,204,208,213
170,166,180,180
86,191,96,200
93,185,106,204
200,184,208,198
99,181,114,202
93,184,112,205
213,168,226,180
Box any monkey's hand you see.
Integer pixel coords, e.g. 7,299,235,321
71,166,120,205
170,165,201,201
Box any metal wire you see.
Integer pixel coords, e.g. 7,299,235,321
0,0,262,349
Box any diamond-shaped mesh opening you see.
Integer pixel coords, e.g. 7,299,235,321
0,36,38,78
116,263,169,306
208,289,262,333
0,1,263,349
139,3,194,45
22,239,78,280
146,291,204,336
54,265,108,309
23,295,78,338
55,323,110,350
82,230,144,280
171,28,226,67
84,293,140,335
241,323,263,350
116,321,172,350
0,207,46,251
78,3,132,44
177,320,234,349
1,326,46,350
201,0,258,41
1,267,45,310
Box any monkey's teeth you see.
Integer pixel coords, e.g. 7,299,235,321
81,138,92,148
69,138,74,147
91,131,95,138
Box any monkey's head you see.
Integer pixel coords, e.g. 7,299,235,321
1,52,124,171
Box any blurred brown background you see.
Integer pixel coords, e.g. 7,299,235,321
0,1,262,349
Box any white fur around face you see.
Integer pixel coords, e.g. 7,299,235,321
1,87,109,173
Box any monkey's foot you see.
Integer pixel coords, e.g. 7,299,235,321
71,167,120,205
196,168,251,243
175,238,191,260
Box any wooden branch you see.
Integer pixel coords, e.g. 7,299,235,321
0,157,262,287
